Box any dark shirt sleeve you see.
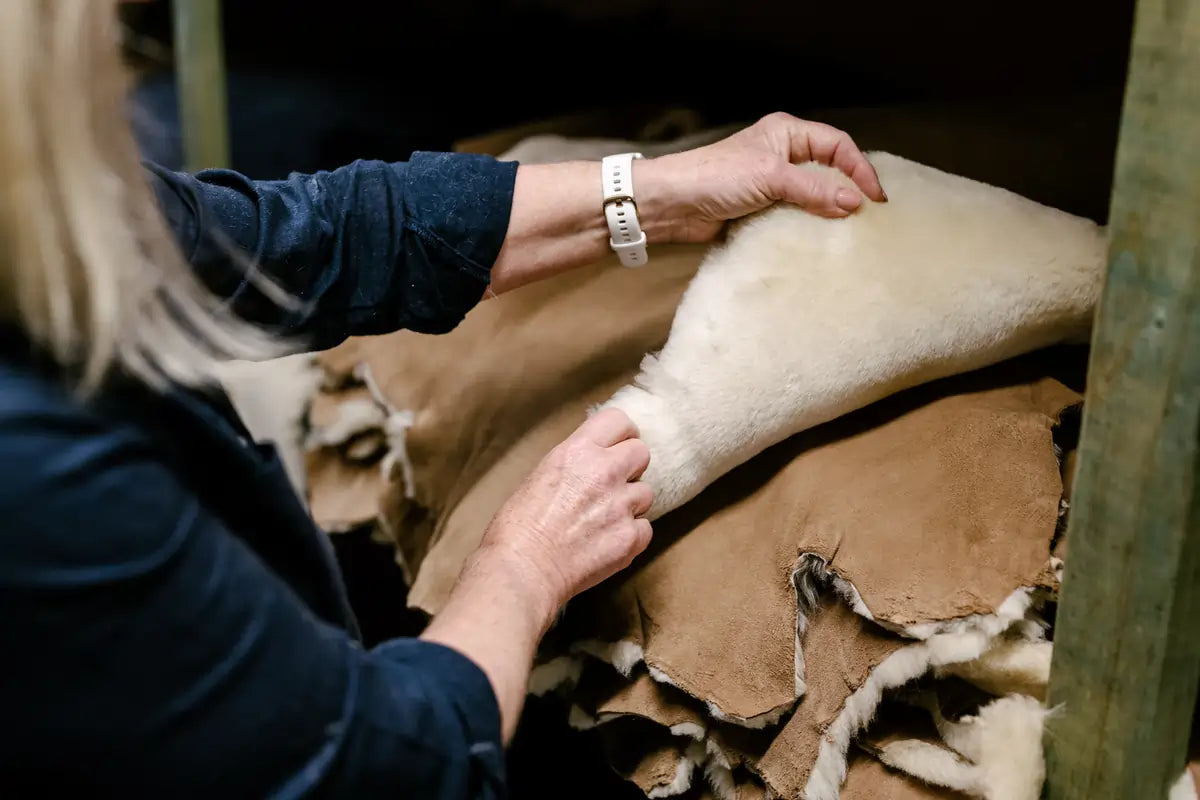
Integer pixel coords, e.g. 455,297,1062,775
0,390,505,798
145,152,518,350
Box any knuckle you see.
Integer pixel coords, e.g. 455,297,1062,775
810,120,843,139
563,438,592,463
592,407,619,426
552,434,579,458
762,110,793,127
601,454,626,482
823,122,848,138
626,520,652,556
600,406,634,433
629,439,651,465
797,173,827,205
608,407,632,425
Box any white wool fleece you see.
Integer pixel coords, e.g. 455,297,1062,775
600,152,1106,519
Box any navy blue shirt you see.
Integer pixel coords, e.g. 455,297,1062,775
0,153,518,797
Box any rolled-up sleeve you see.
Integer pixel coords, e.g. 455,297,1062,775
0,399,505,798
145,152,517,350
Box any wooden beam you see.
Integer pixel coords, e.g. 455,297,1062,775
170,0,230,171
1044,0,1200,797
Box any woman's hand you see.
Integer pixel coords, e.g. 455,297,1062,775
488,112,887,295
420,408,651,742
636,111,889,243
474,407,653,621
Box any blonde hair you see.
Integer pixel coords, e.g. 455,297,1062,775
0,0,287,395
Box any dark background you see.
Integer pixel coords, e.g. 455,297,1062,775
121,1,1136,197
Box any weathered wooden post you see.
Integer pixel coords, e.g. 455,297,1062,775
170,0,229,171
1043,0,1200,797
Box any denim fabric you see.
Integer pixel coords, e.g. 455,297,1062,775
148,153,516,349
0,153,516,797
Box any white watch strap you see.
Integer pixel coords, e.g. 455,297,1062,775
601,152,648,268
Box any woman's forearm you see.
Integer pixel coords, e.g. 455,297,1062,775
418,544,558,743
488,159,674,296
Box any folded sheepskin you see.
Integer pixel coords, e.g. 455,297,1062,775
300,128,1121,799
599,152,1104,519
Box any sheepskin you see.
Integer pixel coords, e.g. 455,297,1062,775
550,583,1057,800
1171,769,1199,800
214,352,323,498
299,129,1113,799
866,692,1052,800
598,152,1104,519
934,640,1052,702
309,242,710,610
548,355,1078,732
570,664,710,740
496,125,739,166
596,717,708,798
301,193,1086,800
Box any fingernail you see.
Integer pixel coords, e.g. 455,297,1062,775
880,187,889,202
836,188,862,211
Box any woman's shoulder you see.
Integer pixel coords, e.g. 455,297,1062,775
0,359,196,588
0,357,150,453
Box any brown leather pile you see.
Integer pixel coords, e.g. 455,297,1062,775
302,228,1086,797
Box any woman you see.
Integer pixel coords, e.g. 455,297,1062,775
0,2,886,797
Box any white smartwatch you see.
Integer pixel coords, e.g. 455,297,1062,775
601,152,648,268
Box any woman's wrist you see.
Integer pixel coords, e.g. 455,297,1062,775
458,539,563,639
486,113,888,297
487,158,690,295
629,156,687,245
420,536,561,743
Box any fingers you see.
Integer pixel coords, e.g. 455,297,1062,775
610,516,654,578
802,123,887,203
764,112,887,203
625,481,654,518
627,517,653,560
578,407,639,448
773,165,866,218
608,437,651,481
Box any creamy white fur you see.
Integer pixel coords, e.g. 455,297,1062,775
703,738,738,800
877,694,1052,800
803,587,1035,800
876,740,978,794
570,637,793,730
527,655,585,696
670,722,707,741
303,397,386,450
646,755,695,799
1170,769,1199,800
215,353,323,497
348,362,420,497
498,126,739,165
936,640,1053,700
648,741,708,798
601,152,1105,518
703,698,793,730
571,639,646,677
